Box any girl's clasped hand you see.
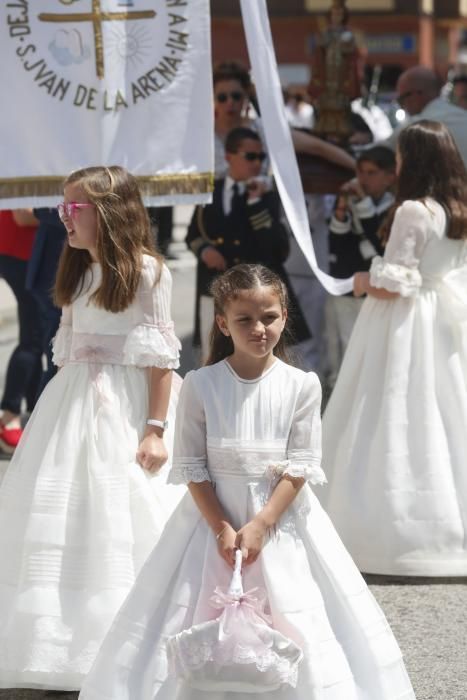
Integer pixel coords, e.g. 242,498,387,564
216,516,269,567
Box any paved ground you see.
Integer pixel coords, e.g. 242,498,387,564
366,575,467,700
0,219,466,699
1,575,466,700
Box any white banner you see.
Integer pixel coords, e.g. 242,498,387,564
1,0,214,208
240,0,353,295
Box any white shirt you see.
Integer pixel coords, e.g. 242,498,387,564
222,176,247,215
384,97,467,167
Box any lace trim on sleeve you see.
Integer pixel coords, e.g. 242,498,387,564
370,255,422,297
169,458,211,485
51,324,73,367
267,458,326,486
122,321,181,369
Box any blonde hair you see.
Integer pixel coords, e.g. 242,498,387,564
54,165,162,312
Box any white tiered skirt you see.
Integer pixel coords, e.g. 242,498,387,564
321,291,467,576
0,362,184,690
79,470,416,700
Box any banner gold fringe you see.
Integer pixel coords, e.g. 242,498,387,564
0,173,214,199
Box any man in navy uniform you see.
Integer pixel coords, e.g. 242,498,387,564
186,126,309,359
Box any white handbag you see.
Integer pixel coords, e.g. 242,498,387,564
166,550,303,693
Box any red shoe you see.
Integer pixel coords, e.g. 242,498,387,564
0,423,23,454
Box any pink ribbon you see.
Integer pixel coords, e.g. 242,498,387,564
74,345,116,364
210,586,272,625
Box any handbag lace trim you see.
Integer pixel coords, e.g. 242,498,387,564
168,637,299,688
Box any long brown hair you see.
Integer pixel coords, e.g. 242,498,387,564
205,264,292,366
379,120,467,243
54,165,162,312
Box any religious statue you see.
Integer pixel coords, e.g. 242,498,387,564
308,0,362,144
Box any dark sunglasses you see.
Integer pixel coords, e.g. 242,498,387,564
238,151,267,162
215,91,244,103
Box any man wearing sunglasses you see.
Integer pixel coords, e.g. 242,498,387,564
382,66,467,167
186,126,310,359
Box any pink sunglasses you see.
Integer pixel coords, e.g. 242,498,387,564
57,202,94,220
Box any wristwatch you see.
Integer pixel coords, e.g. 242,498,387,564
147,418,169,431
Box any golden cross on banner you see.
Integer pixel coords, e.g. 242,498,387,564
39,1,156,79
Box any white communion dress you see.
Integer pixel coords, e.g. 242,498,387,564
321,199,467,576
0,254,185,690
79,359,415,700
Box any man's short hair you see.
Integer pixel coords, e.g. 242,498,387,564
357,145,396,172
225,127,261,154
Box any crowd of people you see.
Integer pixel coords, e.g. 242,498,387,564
0,57,465,700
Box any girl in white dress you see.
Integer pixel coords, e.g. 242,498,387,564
321,120,467,576
79,264,415,700
0,166,184,690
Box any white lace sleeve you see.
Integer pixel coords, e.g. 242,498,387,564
285,372,326,485
369,200,429,297
51,305,72,368
123,256,181,368
168,371,211,485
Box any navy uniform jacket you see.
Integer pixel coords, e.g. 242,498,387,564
186,178,310,345
328,192,393,295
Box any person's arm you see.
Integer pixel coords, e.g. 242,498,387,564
133,259,180,472
189,481,237,567
354,197,389,256
12,209,39,227
51,304,73,369
136,368,172,473
185,204,226,271
236,372,325,565
353,272,399,299
356,200,430,300
235,476,304,565
330,190,352,232
168,371,237,567
291,128,356,171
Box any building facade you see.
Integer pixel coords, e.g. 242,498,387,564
211,1,467,88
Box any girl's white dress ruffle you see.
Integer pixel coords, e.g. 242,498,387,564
321,199,467,575
0,255,185,690
79,360,415,700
